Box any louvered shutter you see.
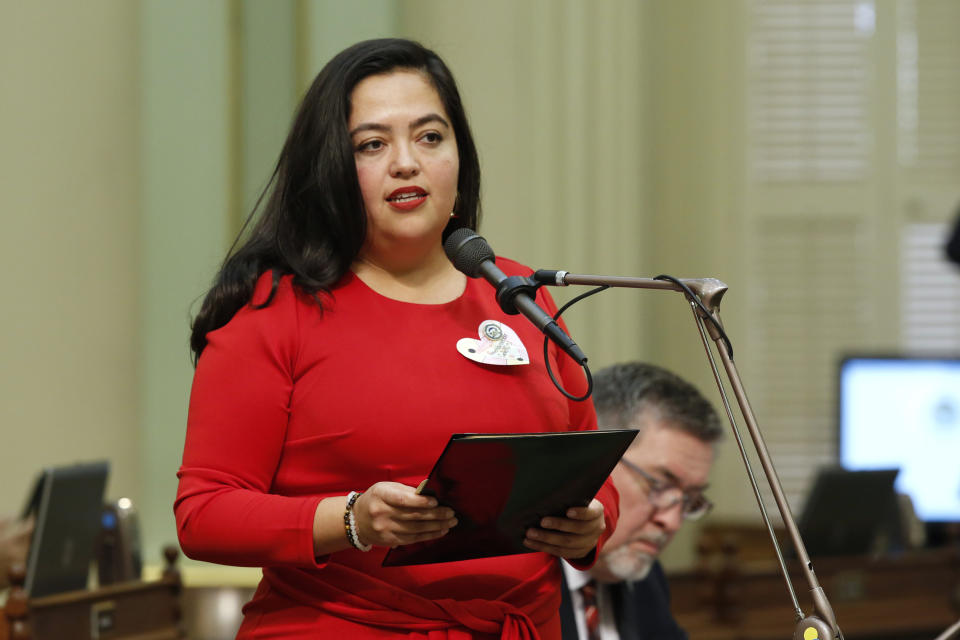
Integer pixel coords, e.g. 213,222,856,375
743,0,877,515
748,0,873,183
901,223,960,352
896,0,960,171
897,0,960,355
742,0,960,519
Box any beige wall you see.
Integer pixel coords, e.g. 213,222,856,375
0,0,734,575
0,2,141,517
1,0,882,578
138,0,235,567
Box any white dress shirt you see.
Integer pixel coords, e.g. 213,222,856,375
562,562,621,640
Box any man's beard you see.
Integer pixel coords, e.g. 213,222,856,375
601,543,657,582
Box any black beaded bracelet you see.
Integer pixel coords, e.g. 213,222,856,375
344,491,372,552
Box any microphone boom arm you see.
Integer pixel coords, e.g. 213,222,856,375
535,270,841,640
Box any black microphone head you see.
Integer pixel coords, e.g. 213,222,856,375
443,228,495,278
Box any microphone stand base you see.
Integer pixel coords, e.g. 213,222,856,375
793,616,836,640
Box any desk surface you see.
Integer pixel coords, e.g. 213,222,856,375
142,563,260,588
669,544,960,640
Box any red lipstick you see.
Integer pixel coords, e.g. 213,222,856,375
386,186,428,211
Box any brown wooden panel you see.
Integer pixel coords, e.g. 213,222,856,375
670,525,960,640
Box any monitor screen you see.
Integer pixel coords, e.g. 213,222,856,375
838,356,960,523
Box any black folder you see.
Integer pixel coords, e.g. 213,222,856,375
382,429,637,567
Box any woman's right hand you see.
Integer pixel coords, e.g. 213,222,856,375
352,482,457,548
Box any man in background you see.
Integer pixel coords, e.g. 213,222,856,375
561,362,724,640
0,516,32,588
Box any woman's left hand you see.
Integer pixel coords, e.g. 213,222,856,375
522,499,605,559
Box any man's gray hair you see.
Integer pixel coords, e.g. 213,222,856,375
592,361,723,444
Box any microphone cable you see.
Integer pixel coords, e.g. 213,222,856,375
541,274,734,400
543,285,609,401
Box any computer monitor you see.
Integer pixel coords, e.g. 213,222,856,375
797,467,901,557
21,460,109,597
838,355,960,523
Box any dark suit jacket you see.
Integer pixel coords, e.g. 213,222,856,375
560,561,688,640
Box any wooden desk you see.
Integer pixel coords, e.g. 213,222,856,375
669,537,960,640
3,547,184,640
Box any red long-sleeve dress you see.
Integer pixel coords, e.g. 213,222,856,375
175,258,619,639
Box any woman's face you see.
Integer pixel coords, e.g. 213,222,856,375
348,69,460,265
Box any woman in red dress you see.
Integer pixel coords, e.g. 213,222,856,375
175,38,619,639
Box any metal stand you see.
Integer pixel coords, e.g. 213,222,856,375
935,619,960,640
537,271,842,640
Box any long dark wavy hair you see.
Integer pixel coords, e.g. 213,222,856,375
189,38,482,362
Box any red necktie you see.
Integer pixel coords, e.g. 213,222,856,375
579,581,601,640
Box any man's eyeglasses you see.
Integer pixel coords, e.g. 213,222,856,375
618,458,713,521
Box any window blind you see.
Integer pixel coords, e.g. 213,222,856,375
744,0,878,512
748,0,873,182
901,222,960,352
897,0,960,170
744,0,960,519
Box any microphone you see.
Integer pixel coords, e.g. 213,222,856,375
444,228,588,365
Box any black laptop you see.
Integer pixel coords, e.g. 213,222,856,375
21,460,109,597
797,467,901,558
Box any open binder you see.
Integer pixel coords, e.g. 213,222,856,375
382,429,637,567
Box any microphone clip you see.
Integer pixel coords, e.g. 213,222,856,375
494,275,544,316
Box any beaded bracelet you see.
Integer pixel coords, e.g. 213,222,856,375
344,491,372,552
